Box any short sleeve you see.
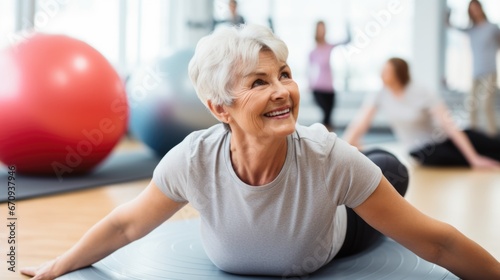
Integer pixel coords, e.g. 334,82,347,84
325,137,383,208
152,135,192,203
362,90,383,108
420,86,443,109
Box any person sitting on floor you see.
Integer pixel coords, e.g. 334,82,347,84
344,57,500,168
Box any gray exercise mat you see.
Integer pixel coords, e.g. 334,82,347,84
58,219,459,280
0,149,160,202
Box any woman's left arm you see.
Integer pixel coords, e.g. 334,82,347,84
431,103,500,168
354,177,500,280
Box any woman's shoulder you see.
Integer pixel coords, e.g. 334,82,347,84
471,21,498,32
293,124,338,155
186,123,228,148
483,21,499,29
153,123,226,180
404,81,423,92
486,22,500,33
405,82,434,96
295,123,336,141
404,82,442,107
163,123,228,160
293,124,370,166
190,123,227,140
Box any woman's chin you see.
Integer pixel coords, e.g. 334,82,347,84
270,122,296,137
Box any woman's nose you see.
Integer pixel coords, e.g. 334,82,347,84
271,82,290,100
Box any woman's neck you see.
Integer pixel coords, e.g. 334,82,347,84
387,82,405,96
229,132,288,186
316,38,327,45
474,17,487,25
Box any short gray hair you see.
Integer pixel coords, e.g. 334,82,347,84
188,24,289,108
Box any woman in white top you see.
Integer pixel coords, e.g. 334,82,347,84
344,57,500,168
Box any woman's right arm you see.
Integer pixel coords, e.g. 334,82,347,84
343,104,377,149
21,181,185,280
355,177,500,279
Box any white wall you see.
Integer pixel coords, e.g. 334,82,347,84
169,0,214,50
411,0,447,92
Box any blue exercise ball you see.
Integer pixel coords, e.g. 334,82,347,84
127,49,218,157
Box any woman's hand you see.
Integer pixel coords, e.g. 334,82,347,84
348,140,363,151
432,104,500,170
20,259,60,280
469,154,500,169
20,181,185,280
343,105,377,149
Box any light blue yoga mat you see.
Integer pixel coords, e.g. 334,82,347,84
58,219,458,280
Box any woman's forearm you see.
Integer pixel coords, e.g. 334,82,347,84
343,106,376,146
434,105,478,163
343,123,365,146
436,226,500,280
23,182,184,279
49,207,136,277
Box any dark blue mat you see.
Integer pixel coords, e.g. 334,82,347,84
0,148,160,202
58,219,459,280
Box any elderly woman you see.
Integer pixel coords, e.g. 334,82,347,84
344,57,500,168
23,25,500,280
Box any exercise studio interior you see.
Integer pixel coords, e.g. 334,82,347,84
1,0,500,279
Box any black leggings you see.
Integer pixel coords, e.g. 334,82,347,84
312,90,336,128
409,129,500,166
335,149,409,258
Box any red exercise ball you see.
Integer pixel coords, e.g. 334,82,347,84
0,34,128,177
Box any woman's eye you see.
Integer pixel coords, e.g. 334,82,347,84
280,72,291,79
251,79,266,88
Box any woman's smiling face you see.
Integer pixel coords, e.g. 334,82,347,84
224,50,300,139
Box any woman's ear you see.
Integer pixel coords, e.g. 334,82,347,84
207,100,230,123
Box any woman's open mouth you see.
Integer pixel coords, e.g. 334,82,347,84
264,107,291,118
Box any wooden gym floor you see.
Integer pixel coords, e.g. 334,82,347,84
0,139,499,280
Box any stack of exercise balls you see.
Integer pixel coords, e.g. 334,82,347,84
126,49,218,157
0,34,128,176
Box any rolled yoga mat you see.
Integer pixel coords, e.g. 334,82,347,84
57,219,459,280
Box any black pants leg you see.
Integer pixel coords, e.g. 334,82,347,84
409,129,500,167
464,129,500,161
312,90,335,128
335,149,409,258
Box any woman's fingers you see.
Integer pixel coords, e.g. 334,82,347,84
20,260,58,280
471,156,500,169
20,266,38,276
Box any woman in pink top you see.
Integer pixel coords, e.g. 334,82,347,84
309,20,350,130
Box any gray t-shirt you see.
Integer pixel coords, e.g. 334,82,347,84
463,22,500,78
153,123,382,276
364,82,446,151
